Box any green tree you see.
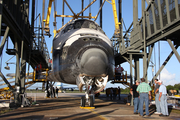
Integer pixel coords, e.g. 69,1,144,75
166,85,174,91
174,83,180,93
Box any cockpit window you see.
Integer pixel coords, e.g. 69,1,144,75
74,22,81,29
62,20,105,34
63,24,73,33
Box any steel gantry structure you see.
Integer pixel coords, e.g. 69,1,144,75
0,0,50,106
1,0,180,108
114,0,180,84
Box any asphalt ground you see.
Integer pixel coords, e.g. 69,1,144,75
0,93,180,120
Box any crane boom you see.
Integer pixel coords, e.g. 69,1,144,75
106,0,120,35
44,0,54,34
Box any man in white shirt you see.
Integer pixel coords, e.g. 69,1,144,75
158,80,169,117
154,79,161,114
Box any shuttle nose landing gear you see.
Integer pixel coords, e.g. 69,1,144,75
80,77,94,107
78,75,108,108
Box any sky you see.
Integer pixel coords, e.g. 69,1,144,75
0,0,180,89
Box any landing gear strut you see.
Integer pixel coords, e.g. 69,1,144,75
78,75,108,107
80,77,94,107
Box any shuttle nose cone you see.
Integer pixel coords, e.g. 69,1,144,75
80,48,108,75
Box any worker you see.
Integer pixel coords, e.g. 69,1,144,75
56,87,59,98
115,65,123,80
137,78,152,117
154,79,161,115
130,80,140,114
158,80,169,117
118,86,121,100
36,62,42,79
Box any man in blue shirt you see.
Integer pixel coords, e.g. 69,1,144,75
158,80,169,117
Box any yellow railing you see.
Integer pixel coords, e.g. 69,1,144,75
33,68,49,82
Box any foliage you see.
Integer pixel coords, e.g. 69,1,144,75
166,83,180,94
166,85,174,91
120,87,130,94
174,83,180,91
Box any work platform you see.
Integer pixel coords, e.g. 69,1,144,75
0,93,180,120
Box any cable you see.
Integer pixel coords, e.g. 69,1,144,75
89,0,91,15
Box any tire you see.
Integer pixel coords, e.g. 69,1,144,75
89,95,94,107
81,96,85,107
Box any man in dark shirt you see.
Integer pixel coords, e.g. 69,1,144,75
130,80,140,114
154,79,161,114
56,87,59,98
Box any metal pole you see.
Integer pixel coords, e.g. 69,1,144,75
119,0,122,52
20,49,26,94
0,0,2,37
15,36,20,105
62,0,64,26
31,0,35,33
144,44,154,80
134,57,140,81
130,54,133,106
82,0,84,17
100,0,102,28
19,4,27,95
142,0,145,17
118,0,121,23
133,0,138,27
42,0,45,32
130,54,133,86
134,59,136,83
136,57,140,81
143,11,147,82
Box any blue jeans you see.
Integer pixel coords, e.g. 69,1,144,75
134,97,140,113
139,93,149,116
160,94,169,115
155,93,161,113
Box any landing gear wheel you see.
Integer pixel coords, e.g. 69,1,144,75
81,96,85,107
89,95,94,107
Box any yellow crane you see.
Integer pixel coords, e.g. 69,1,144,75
106,0,121,36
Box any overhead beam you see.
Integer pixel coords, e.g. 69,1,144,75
64,0,76,16
167,39,180,63
77,0,97,17
0,26,9,56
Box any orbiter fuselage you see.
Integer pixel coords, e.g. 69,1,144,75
48,19,114,94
